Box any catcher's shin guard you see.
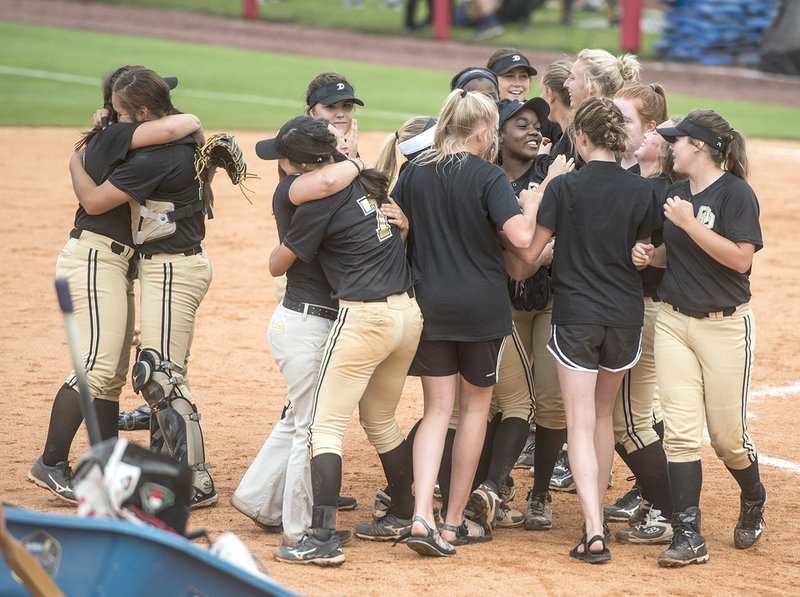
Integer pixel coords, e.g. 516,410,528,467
132,350,212,487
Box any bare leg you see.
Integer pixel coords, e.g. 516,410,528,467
594,368,625,527
411,375,457,536
441,377,493,541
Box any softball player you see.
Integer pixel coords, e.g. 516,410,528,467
392,90,539,555
493,97,572,532
29,66,201,503
305,72,362,158
511,97,656,563
450,67,500,101
487,47,562,145
603,84,673,535
232,139,365,546
374,116,437,181
66,68,217,509
633,110,766,566
552,49,640,166
263,116,422,567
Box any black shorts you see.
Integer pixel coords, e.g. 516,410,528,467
409,337,507,387
547,324,642,372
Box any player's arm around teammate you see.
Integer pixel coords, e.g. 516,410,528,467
262,117,422,567
634,111,766,567
29,66,201,504
68,68,218,509
232,133,362,547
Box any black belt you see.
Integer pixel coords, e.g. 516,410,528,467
672,304,736,319
649,296,661,303
141,246,202,259
282,298,338,321
363,287,415,303
70,228,127,255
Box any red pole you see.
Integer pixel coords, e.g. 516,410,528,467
433,0,451,41
243,0,258,20
621,0,642,52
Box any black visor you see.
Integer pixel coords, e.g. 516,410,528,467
307,81,364,107
490,54,537,76
657,119,726,151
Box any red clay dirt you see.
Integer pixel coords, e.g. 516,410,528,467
1,2,800,596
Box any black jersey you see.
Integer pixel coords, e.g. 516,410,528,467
510,154,555,194
272,176,336,309
551,126,583,169
74,122,142,246
657,172,763,312
109,140,205,256
392,153,522,341
540,119,563,146
639,175,670,298
283,182,414,301
537,160,656,327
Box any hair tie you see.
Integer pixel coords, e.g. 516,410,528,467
649,83,657,91
395,131,399,140
460,88,468,98
729,128,735,134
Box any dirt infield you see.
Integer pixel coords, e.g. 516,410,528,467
1,127,799,595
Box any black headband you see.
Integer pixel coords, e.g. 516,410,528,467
452,68,499,92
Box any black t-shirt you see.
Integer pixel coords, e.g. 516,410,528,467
639,175,670,298
272,176,337,309
109,140,205,255
74,122,142,246
283,182,414,301
658,172,763,312
537,160,655,327
540,119,563,146
392,153,522,341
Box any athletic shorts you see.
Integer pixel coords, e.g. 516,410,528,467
547,324,642,372
409,337,507,387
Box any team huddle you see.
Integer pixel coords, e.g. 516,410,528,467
29,47,767,571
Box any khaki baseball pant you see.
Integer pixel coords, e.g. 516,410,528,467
655,303,757,469
310,292,423,458
57,230,137,402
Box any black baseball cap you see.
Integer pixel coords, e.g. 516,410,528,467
307,81,364,107
256,115,345,164
498,97,550,128
489,53,537,77
657,118,726,151
163,76,178,90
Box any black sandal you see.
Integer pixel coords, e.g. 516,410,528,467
569,533,587,560
406,516,456,557
584,534,611,564
442,520,492,546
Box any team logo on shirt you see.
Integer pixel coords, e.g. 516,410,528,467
696,206,716,229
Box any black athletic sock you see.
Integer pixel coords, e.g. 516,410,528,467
378,441,414,519
94,398,120,441
486,416,529,491
311,505,338,539
472,413,502,491
532,426,567,494
667,460,702,513
653,419,665,440
42,384,84,466
310,453,342,509
621,441,673,517
437,427,456,512
726,458,764,502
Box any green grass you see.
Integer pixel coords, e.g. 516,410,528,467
1,21,799,140
95,0,661,57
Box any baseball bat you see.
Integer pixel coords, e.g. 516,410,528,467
54,277,102,446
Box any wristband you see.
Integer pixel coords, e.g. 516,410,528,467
347,158,362,173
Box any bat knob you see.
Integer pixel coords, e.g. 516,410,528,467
55,277,74,314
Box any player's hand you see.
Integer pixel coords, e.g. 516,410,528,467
519,187,542,209
632,242,654,268
544,155,574,182
539,137,552,155
381,197,408,233
347,118,359,158
664,196,694,229
540,238,555,267
93,108,109,128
